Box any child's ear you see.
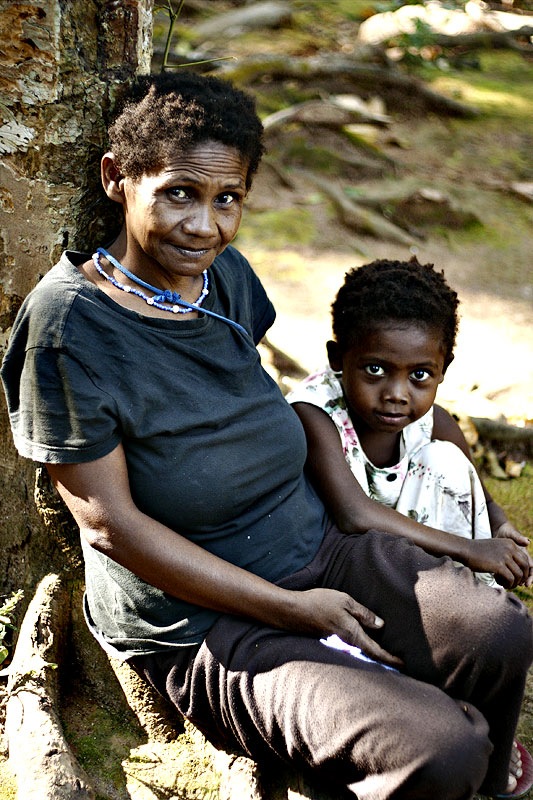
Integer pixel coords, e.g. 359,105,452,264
327,340,342,372
101,153,125,203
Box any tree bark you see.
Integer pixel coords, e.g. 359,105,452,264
0,1,154,792
0,0,153,614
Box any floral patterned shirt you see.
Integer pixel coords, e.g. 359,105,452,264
287,366,434,508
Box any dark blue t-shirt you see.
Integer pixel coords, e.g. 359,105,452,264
1,246,328,656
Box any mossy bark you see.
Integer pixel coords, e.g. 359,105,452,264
0,2,156,790
0,0,153,609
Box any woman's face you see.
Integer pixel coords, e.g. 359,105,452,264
117,140,248,283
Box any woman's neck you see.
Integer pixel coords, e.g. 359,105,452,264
106,230,202,301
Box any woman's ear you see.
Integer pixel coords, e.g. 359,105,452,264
327,340,342,373
101,153,125,203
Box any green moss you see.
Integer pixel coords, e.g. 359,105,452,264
282,138,339,172
418,52,533,121
293,0,379,24
236,207,317,249
124,724,221,800
63,703,143,796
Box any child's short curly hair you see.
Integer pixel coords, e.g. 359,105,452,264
332,257,459,363
108,71,264,188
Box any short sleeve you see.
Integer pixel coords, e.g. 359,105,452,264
2,345,121,464
248,267,276,344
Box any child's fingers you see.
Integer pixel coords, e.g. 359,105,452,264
495,522,529,546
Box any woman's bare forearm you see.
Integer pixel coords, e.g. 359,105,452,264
46,445,395,651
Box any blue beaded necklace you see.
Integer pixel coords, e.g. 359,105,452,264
92,248,249,336
95,247,208,313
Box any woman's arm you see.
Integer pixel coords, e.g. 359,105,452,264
46,443,402,667
292,401,532,589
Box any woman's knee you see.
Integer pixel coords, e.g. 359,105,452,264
468,587,533,674
415,561,533,668
395,701,491,799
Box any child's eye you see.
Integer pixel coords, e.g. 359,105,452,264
411,369,431,382
365,365,385,376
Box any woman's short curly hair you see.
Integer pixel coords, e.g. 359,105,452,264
108,71,264,188
331,257,459,363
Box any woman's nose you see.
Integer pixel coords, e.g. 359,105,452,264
182,203,216,237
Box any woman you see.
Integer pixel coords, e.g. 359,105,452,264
2,72,532,799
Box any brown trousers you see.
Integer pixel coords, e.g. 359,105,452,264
132,527,533,799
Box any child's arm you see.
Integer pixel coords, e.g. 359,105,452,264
293,401,532,589
432,405,530,545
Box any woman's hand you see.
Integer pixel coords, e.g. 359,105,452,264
461,537,533,589
285,588,403,669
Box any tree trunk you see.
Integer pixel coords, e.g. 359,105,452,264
0,0,153,603
0,2,154,789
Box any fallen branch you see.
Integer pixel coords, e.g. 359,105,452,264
471,417,533,443
345,186,481,235
218,55,479,117
6,573,94,799
426,25,533,53
262,98,391,131
190,1,292,40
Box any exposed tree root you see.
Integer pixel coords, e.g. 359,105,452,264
5,573,94,799
302,172,418,245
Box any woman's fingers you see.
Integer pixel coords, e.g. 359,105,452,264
342,622,404,669
338,596,404,668
294,588,402,667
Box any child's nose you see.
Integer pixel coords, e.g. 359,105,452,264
383,378,409,404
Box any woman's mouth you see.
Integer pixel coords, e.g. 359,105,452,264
170,244,211,258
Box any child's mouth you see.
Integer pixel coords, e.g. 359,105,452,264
374,411,409,425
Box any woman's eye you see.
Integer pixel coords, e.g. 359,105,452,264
168,187,188,199
365,365,385,376
217,192,238,206
411,369,431,382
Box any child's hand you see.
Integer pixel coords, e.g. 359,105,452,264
493,522,533,588
464,538,532,589
493,520,530,548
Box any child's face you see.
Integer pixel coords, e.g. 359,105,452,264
328,322,447,438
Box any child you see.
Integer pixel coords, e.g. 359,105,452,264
288,258,532,589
